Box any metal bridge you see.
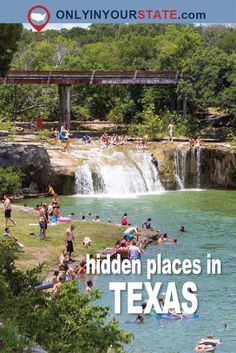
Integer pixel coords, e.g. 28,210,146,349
0,70,187,127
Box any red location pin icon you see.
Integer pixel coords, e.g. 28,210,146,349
28,5,51,32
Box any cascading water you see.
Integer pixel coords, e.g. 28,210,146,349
181,149,187,187
196,148,202,188
75,164,94,194
72,147,164,195
190,147,202,189
174,148,184,189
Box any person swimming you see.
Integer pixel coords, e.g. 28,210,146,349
135,315,144,323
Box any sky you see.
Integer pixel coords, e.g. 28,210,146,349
23,23,90,31
23,22,234,32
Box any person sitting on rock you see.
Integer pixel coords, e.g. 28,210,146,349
48,184,55,196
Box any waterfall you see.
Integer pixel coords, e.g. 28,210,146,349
72,147,164,195
75,164,94,194
190,147,202,189
181,149,187,187
174,148,184,189
196,148,201,188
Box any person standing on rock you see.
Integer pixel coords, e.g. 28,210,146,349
65,224,76,262
2,195,16,227
168,123,174,141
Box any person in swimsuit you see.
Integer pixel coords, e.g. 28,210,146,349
168,123,174,141
77,260,86,277
151,154,159,170
2,195,16,227
54,129,59,145
38,204,47,240
65,225,75,261
117,242,129,261
85,280,93,293
142,218,152,230
121,213,129,226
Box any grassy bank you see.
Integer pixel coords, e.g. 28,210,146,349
0,205,122,275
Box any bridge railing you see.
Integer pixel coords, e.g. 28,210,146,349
0,70,188,85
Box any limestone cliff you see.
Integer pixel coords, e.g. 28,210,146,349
149,142,236,190
0,143,78,195
0,141,236,195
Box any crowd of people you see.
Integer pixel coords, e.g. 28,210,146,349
50,221,96,294
36,193,62,240
135,139,147,150
189,137,201,149
45,206,181,297
1,194,220,349
99,132,128,147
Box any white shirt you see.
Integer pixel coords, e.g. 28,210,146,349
125,227,137,234
129,245,141,260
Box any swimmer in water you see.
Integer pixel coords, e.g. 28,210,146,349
85,280,93,293
178,225,186,232
135,302,146,323
135,315,144,323
159,298,165,311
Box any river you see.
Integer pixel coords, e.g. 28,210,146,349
22,189,236,353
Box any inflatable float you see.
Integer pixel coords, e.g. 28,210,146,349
35,281,54,291
57,217,71,224
156,313,199,320
194,345,215,352
194,337,221,352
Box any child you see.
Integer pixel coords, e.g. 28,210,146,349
85,280,93,293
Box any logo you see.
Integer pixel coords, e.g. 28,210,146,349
28,5,51,32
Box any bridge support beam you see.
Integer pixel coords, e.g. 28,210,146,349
58,85,71,129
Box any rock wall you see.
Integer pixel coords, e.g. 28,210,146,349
200,147,236,189
0,142,236,195
150,143,236,190
149,144,177,190
0,143,76,195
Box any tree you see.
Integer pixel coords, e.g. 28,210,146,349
0,167,23,196
177,47,232,112
220,53,236,116
217,29,236,53
0,242,132,353
0,24,23,77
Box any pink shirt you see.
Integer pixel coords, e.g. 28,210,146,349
121,216,127,225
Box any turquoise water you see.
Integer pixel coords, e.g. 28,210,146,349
22,190,236,352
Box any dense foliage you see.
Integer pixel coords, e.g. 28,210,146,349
0,167,23,196
0,24,23,77
0,241,132,353
0,24,235,136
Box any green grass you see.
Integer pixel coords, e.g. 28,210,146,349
0,206,123,275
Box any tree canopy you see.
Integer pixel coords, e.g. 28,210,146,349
0,24,235,134
0,24,23,77
0,241,132,353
